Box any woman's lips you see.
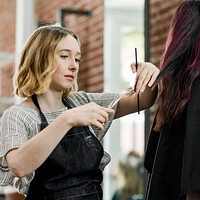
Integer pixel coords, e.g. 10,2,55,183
64,75,74,81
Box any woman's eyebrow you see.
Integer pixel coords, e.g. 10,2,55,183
58,49,81,56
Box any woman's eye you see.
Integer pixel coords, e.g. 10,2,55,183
60,55,68,59
75,58,81,63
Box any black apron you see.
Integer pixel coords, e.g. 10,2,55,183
26,95,104,200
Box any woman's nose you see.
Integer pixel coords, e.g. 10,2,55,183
69,60,78,72
69,65,76,72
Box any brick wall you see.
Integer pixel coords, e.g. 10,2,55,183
0,0,16,114
0,0,104,115
150,0,181,67
34,0,104,92
0,0,16,97
0,0,16,53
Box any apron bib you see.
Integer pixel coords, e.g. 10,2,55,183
26,95,104,200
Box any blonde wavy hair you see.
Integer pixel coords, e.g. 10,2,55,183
14,24,81,98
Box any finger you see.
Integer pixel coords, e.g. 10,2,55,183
135,62,145,77
89,112,105,130
130,63,136,73
139,71,153,93
148,69,160,87
130,62,143,73
97,111,108,130
98,115,107,124
135,63,160,92
135,68,148,93
94,120,104,131
102,107,114,113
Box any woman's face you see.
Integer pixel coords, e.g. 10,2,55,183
50,35,81,92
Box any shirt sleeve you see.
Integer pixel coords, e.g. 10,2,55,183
181,76,200,195
0,106,37,194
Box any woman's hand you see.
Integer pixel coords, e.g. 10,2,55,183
65,102,114,130
131,62,160,94
115,62,159,119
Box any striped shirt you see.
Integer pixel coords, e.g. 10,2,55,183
0,91,119,195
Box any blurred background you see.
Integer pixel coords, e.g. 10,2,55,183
0,0,181,199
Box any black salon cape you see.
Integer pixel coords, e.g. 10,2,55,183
144,77,200,200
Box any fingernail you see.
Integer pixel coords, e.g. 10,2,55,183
141,88,145,93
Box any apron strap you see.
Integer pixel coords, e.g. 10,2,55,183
31,94,48,124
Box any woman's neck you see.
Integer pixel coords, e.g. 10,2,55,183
36,91,65,113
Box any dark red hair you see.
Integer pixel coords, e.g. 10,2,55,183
155,1,200,129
